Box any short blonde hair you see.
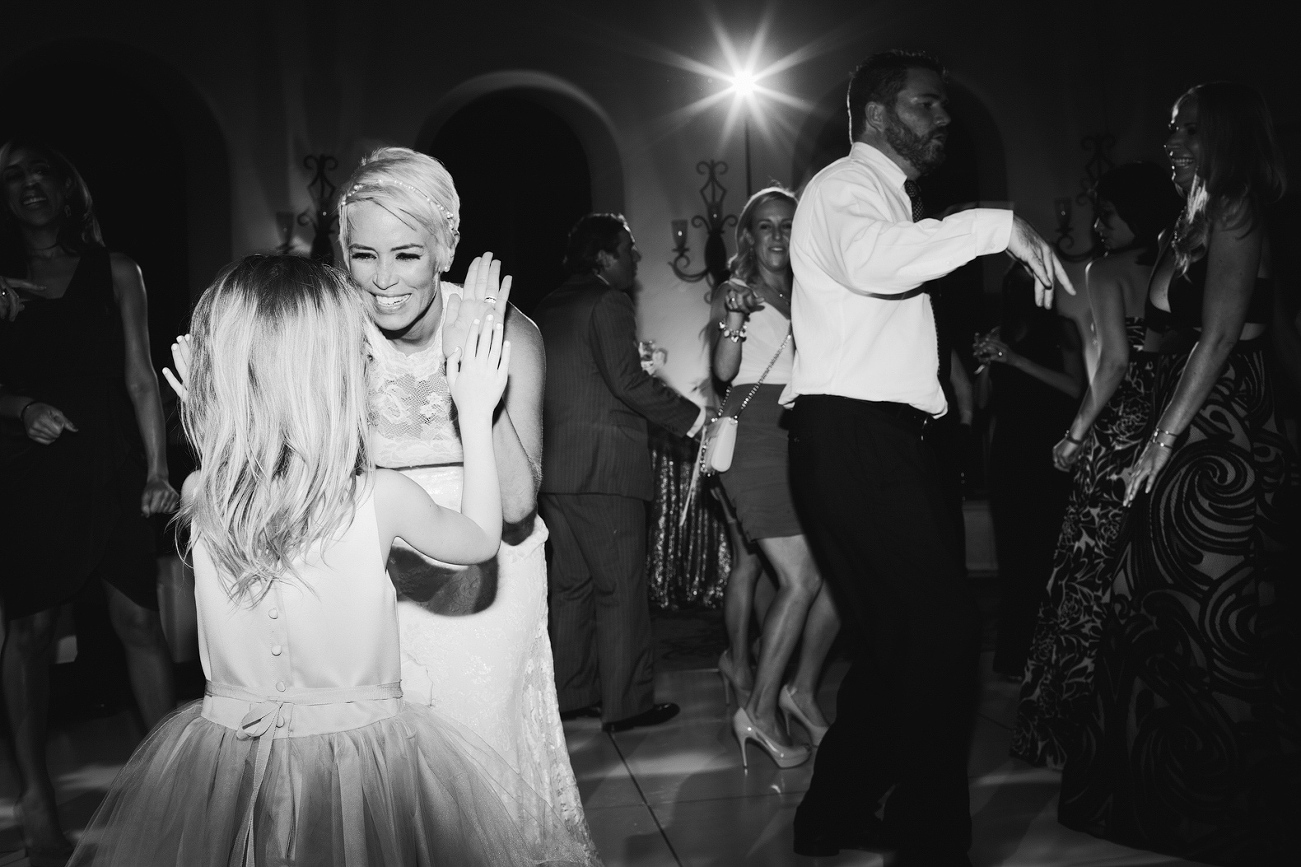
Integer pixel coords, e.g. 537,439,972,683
337,146,461,273
178,254,378,603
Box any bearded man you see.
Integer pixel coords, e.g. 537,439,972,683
784,50,1072,866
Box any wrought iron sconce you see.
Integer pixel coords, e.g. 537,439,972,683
670,159,737,289
1053,133,1115,263
298,154,339,265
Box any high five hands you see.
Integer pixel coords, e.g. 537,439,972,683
163,334,192,404
1007,216,1075,308
446,312,511,418
443,253,513,361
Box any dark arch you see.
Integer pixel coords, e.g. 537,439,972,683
421,91,596,314
0,38,232,339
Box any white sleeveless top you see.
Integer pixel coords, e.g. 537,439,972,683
735,299,794,386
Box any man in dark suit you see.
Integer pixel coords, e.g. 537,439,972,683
534,213,704,733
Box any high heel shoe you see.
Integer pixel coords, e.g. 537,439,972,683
779,685,830,747
732,707,811,769
717,650,752,707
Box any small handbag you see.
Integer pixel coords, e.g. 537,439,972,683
699,329,791,476
680,328,791,527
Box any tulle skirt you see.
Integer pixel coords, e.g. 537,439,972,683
69,700,589,867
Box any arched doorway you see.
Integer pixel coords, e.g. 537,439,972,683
0,42,230,701
0,40,232,371
424,91,593,315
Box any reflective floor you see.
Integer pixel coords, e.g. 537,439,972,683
1,650,1207,866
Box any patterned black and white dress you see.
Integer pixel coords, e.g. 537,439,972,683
1059,296,1299,864
1011,318,1153,769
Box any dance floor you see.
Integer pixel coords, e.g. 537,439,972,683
1,644,1207,866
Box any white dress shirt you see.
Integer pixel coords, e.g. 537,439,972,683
784,142,1013,416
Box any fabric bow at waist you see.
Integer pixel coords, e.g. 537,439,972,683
204,680,403,867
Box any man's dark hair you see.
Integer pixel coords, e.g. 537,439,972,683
562,212,629,276
846,49,947,142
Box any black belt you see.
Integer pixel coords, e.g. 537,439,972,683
864,400,932,435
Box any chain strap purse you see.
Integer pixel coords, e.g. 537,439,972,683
700,329,791,475
680,328,791,528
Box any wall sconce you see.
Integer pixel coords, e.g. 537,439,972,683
670,159,736,288
1053,133,1115,263
298,154,339,265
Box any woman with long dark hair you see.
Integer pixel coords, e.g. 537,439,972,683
0,140,177,865
711,186,839,768
1060,82,1296,864
1012,163,1183,768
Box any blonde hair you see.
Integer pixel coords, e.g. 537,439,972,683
337,146,461,273
178,254,378,603
728,186,797,286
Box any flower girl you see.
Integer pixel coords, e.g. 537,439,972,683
68,254,585,866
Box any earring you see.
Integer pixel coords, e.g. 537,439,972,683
64,204,72,218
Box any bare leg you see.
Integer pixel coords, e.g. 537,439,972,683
784,584,840,728
1,606,70,851
722,519,762,693
104,582,175,729
745,534,822,746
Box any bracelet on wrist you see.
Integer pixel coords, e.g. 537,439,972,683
18,400,37,425
1151,427,1179,448
1063,429,1084,446
1152,439,1174,451
717,320,747,343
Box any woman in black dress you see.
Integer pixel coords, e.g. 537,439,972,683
0,140,178,864
1059,82,1297,865
975,265,1085,677
1012,164,1183,768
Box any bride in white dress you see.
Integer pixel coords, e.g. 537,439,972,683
337,146,599,863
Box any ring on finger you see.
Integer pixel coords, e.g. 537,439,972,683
484,296,498,305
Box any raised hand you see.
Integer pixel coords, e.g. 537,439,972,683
0,275,43,321
446,312,511,422
723,281,765,315
1007,216,1076,308
162,334,193,403
21,402,79,445
442,253,513,361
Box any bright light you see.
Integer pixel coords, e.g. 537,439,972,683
729,69,758,101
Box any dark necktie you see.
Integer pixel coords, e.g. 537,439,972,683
905,180,942,371
904,180,925,222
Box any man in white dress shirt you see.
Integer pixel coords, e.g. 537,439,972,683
786,50,1071,866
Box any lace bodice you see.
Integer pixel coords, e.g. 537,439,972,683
369,286,464,469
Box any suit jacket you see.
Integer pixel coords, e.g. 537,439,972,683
534,273,701,501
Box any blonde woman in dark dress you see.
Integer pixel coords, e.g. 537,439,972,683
712,187,839,769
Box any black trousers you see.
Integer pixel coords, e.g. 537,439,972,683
540,493,655,723
789,396,980,859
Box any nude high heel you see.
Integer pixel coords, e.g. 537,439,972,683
732,707,811,769
779,685,829,747
717,650,751,707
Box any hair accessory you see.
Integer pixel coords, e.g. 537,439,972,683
349,180,458,235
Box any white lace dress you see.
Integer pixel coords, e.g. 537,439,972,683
369,289,599,864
